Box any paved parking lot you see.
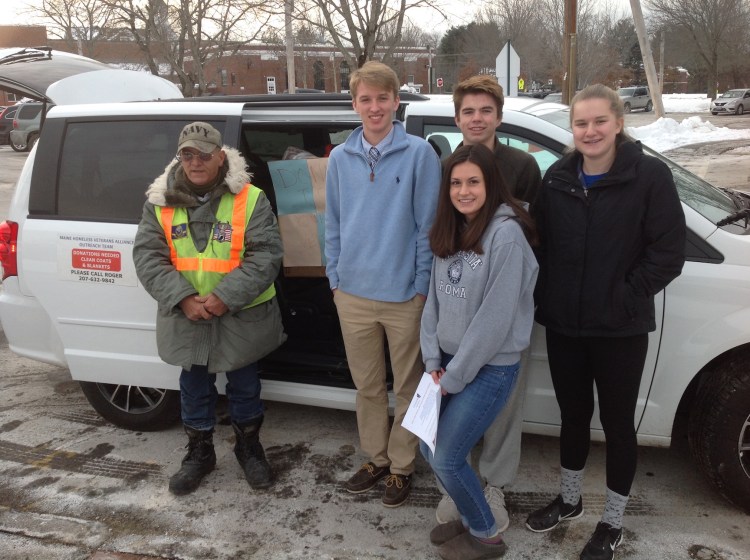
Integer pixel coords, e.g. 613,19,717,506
1,115,750,559
0,343,748,560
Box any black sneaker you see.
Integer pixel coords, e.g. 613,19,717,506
344,462,389,493
580,522,623,560
525,494,583,532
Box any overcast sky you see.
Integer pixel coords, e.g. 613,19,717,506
1,0,643,38
5,0,637,35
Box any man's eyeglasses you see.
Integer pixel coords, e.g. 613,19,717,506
176,150,215,162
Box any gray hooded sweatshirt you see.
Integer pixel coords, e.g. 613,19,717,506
420,204,539,394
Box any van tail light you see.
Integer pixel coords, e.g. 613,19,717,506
0,220,18,279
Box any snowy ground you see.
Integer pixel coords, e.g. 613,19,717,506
629,94,750,152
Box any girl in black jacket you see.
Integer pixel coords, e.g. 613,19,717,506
525,84,686,560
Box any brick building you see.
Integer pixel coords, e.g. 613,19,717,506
0,26,49,105
0,25,432,102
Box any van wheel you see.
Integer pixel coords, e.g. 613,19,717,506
79,381,181,431
736,105,744,116
645,100,653,112
10,136,27,152
623,102,631,113
688,357,750,513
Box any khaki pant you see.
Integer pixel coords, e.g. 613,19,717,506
333,290,424,475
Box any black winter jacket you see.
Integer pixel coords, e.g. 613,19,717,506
534,141,686,337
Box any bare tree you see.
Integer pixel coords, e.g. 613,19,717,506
295,0,445,69
647,0,749,98
526,0,633,90
101,0,279,96
29,0,116,58
479,0,543,89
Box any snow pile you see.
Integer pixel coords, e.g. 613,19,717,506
661,94,711,113
628,95,750,152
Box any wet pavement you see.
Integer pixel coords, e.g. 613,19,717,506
0,350,747,559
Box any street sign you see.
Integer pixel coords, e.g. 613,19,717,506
518,78,525,91
436,77,444,88
496,42,520,97
266,76,276,95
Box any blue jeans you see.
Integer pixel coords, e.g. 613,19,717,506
179,362,264,431
421,353,520,538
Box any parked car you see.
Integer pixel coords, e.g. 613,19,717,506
1,69,750,513
710,88,750,115
617,86,652,112
0,104,18,144
9,101,44,152
518,90,549,99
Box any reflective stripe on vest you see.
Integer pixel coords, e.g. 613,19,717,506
155,184,276,308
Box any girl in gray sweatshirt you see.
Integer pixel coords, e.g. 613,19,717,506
420,144,538,560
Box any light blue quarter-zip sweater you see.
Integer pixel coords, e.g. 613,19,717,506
325,121,441,301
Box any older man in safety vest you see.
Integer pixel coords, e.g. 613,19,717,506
134,121,286,495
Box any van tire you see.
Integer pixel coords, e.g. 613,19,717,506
79,381,181,431
623,102,631,113
688,357,750,513
645,100,653,112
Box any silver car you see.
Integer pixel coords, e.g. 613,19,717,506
710,88,750,115
9,101,44,152
616,86,652,113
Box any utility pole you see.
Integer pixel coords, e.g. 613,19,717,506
285,0,296,94
562,0,577,105
426,45,433,94
630,0,664,116
659,32,665,94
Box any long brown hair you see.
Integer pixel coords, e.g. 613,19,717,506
429,144,538,258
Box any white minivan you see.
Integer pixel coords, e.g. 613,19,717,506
0,51,749,513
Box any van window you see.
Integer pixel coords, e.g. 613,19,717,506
17,103,43,120
56,120,225,221
423,124,561,175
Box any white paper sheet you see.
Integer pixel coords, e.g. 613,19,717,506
401,372,442,454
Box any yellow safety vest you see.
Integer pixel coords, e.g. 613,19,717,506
155,184,276,308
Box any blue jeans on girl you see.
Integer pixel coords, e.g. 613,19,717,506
421,353,520,538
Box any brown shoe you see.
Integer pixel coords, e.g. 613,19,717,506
430,520,468,546
382,473,411,507
437,531,507,560
344,462,389,494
